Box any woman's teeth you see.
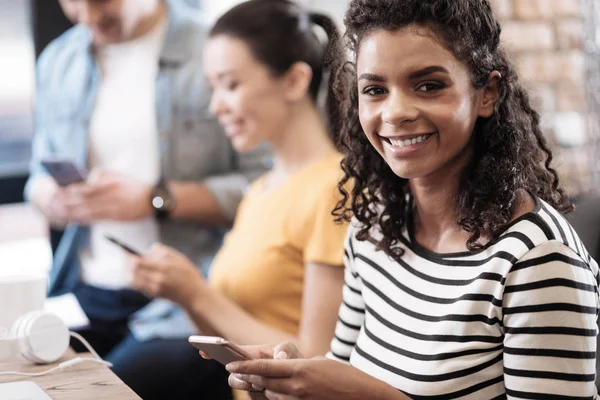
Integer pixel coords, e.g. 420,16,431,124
387,133,432,148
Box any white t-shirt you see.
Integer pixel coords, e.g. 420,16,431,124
81,18,167,289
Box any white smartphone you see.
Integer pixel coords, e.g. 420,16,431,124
188,336,255,365
41,157,87,186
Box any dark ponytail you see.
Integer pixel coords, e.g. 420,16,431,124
210,0,343,143
309,12,344,146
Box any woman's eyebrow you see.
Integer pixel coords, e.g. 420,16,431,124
358,66,449,83
408,65,448,80
358,73,386,82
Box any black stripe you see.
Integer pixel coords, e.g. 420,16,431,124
406,250,518,267
348,236,356,259
504,366,595,382
338,316,362,331
358,255,504,306
504,278,597,294
510,253,589,273
400,211,546,261
566,221,584,259
505,388,594,400
344,245,358,279
503,231,536,250
370,252,505,285
363,326,503,361
366,305,504,343
489,395,506,400
394,256,506,285
526,212,556,241
354,344,503,382
361,277,502,325
329,350,350,362
540,203,569,245
342,300,366,314
359,253,505,286
333,335,355,347
504,326,597,336
504,346,596,359
397,229,535,259
345,282,362,295
503,303,597,315
401,376,504,400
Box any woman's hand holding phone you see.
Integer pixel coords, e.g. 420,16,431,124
197,342,303,397
129,243,206,306
225,342,402,400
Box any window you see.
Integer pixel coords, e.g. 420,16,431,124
0,0,34,185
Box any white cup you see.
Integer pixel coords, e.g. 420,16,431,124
0,274,48,338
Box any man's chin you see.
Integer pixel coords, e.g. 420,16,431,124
90,28,122,46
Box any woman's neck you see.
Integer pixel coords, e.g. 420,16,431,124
269,100,336,177
409,146,472,253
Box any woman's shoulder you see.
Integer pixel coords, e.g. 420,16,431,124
494,195,595,268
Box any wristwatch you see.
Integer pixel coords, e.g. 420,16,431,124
151,178,174,220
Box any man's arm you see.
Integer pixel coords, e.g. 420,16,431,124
25,45,69,228
167,142,270,225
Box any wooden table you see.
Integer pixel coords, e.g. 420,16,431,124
0,351,141,399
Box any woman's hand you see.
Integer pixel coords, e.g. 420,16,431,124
225,343,405,400
130,243,205,307
222,343,304,400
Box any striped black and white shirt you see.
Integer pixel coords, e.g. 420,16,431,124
329,196,600,399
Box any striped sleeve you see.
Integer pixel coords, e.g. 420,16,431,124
327,227,366,363
503,239,599,399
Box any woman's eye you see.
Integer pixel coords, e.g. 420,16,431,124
226,81,239,91
416,82,445,92
361,86,387,96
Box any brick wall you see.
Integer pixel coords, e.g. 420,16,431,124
491,0,591,194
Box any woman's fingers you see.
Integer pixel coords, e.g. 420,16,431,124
229,373,256,391
227,359,293,377
273,342,303,360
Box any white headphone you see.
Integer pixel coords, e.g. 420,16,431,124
0,311,70,364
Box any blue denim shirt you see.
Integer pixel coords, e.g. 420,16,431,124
25,0,271,340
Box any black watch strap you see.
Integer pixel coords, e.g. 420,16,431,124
151,178,173,220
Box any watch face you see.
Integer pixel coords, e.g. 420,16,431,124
152,187,173,212
152,195,165,210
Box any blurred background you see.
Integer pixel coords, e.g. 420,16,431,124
0,0,599,271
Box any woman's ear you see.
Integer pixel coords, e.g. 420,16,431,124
478,71,502,118
282,62,313,102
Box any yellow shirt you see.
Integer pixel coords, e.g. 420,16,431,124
209,152,348,335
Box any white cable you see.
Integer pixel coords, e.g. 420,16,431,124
0,331,112,377
0,358,111,377
69,332,104,361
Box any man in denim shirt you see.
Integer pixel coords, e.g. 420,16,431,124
26,0,269,398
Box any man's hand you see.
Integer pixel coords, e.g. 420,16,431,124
130,243,206,307
30,177,71,227
62,169,154,224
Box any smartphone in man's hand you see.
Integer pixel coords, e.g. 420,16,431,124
105,235,143,256
41,158,87,186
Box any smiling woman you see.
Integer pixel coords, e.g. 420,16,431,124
225,0,600,399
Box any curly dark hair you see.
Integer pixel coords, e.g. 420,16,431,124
332,0,573,260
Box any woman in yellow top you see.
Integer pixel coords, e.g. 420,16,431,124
128,0,348,395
